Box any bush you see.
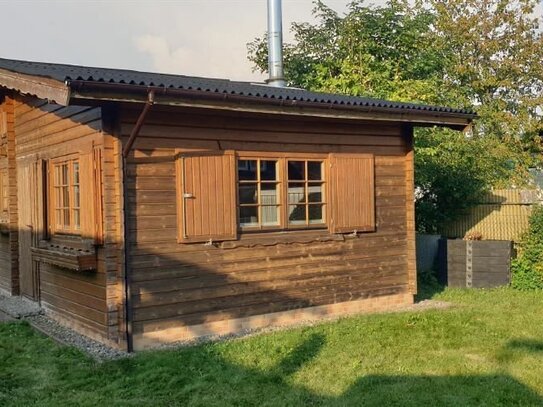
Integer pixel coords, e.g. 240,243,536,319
511,205,543,290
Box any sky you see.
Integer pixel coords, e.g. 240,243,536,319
0,0,361,82
1,0,541,83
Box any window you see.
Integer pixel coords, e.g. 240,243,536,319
287,160,325,226
237,157,326,231
177,151,375,243
238,159,280,228
45,148,103,243
51,158,80,234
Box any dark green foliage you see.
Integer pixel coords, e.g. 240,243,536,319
416,268,443,301
415,129,533,233
511,205,543,290
248,0,543,233
248,0,456,105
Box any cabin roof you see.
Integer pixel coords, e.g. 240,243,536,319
0,57,475,129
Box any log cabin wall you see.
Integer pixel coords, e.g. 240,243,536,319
0,95,18,294
120,105,416,349
12,96,117,344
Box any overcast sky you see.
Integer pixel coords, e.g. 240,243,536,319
0,0,362,82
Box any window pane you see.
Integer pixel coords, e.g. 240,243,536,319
55,188,61,208
309,205,325,224
54,165,61,185
63,209,70,229
73,185,80,208
55,209,62,228
73,209,80,230
62,186,70,208
261,206,279,226
288,182,305,204
239,206,258,227
238,160,257,180
73,161,80,184
308,183,323,203
308,161,323,180
288,204,306,225
238,183,258,204
288,161,305,180
260,160,277,181
261,183,278,205
61,164,69,185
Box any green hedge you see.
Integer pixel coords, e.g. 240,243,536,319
511,205,543,290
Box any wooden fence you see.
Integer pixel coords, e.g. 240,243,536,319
441,189,542,243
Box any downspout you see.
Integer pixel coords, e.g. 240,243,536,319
122,90,154,352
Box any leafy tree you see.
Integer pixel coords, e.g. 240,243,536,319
415,129,534,233
248,0,455,105
430,0,543,140
248,0,543,232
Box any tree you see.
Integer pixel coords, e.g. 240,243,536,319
248,0,543,233
431,0,543,140
248,0,456,105
415,129,534,233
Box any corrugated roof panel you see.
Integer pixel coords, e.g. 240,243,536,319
0,57,475,116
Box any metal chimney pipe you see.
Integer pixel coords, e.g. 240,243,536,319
266,0,286,87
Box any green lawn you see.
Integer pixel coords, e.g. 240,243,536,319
1,288,542,406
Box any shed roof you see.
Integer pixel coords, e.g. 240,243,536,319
0,57,475,128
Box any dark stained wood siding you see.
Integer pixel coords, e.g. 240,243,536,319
119,106,415,344
0,96,18,294
13,96,111,342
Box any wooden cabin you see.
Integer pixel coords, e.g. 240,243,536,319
0,58,474,351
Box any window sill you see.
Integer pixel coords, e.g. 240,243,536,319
47,235,96,251
220,229,344,249
31,241,97,272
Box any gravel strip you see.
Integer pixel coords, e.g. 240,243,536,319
1,293,453,359
25,314,129,361
0,310,13,322
0,292,42,318
0,291,127,361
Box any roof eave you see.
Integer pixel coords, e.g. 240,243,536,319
68,81,475,130
0,68,70,105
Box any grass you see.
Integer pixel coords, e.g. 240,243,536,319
1,287,543,406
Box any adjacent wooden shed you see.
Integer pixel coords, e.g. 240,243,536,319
0,58,475,350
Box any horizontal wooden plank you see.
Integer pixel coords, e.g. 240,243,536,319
132,254,408,301
128,234,407,270
40,280,106,312
133,285,407,333
41,292,108,325
121,108,403,137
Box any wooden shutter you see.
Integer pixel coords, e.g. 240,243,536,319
79,146,103,243
79,151,95,240
0,112,7,136
329,153,375,234
177,151,237,243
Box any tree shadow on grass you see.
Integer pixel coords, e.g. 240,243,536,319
506,339,543,353
496,338,543,365
4,326,540,407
